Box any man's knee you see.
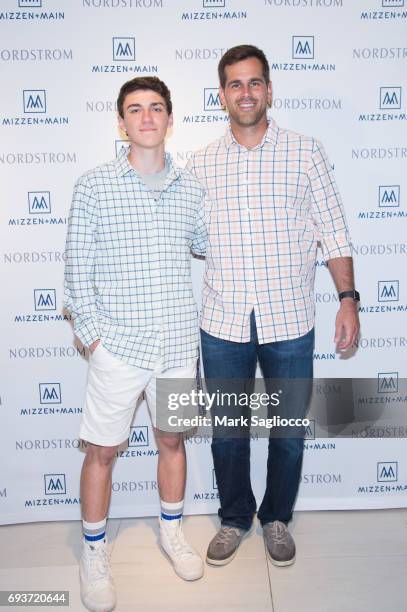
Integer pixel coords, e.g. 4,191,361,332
271,437,303,462
212,436,250,452
86,443,118,467
155,432,183,452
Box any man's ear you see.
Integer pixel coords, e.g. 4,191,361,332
267,81,273,107
118,113,126,133
219,87,226,109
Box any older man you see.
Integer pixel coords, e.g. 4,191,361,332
188,45,360,568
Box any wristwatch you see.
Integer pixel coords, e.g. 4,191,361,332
338,290,360,302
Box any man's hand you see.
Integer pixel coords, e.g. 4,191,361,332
334,299,360,350
89,339,100,353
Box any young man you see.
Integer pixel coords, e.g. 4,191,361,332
64,76,206,612
187,46,360,568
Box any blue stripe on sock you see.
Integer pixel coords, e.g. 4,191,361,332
161,512,182,521
84,531,106,542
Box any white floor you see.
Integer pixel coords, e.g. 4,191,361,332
0,509,406,611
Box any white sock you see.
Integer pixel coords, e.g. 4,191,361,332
83,517,107,548
160,499,183,525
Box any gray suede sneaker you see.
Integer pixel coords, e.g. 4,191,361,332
206,526,249,566
263,521,296,567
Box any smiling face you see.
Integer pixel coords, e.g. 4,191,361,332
118,89,173,150
219,57,272,129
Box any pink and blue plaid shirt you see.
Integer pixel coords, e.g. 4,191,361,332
187,118,352,344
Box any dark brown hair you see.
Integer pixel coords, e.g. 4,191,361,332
218,45,270,88
117,76,172,118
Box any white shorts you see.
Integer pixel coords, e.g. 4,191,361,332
80,343,197,447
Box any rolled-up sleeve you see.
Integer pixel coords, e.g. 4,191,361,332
308,140,352,261
64,175,99,347
191,191,208,257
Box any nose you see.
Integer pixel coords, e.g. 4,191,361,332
141,109,153,123
240,84,252,98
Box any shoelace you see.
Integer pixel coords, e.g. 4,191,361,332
87,547,111,586
167,527,195,559
269,521,288,544
216,526,241,545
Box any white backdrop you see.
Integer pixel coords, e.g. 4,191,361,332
1,0,406,525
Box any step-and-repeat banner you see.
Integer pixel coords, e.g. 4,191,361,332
1,0,406,524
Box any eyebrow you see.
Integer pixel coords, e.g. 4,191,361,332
227,77,265,86
126,101,165,110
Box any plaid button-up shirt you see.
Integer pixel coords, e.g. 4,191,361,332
187,118,352,344
64,148,207,370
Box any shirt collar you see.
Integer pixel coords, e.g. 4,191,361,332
115,145,180,182
223,115,279,150
115,145,133,177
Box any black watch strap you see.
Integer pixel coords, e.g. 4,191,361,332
339,290,360,302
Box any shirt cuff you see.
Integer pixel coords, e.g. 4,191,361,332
74,319,100,348
191,244,206,257
320,232,353,261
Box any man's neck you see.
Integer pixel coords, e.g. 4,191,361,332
230,117,268,150
128,143,166,175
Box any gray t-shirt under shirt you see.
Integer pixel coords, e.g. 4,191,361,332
139,162,169,199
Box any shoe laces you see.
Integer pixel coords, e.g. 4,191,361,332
86,546,111,586
216,526,241,545
167,524,195,559
270,521,288,544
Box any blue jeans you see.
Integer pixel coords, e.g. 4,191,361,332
200,312,314,530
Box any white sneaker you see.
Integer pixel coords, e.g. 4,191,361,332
159,518,204,581
79,542,116,612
